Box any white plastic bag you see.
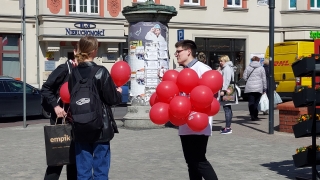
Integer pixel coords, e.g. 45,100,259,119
258,94,269,112
274,91,282,104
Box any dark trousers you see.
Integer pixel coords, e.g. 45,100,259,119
247,92,262,119
180,135,218,180
223,105,232,128
44,115,77,180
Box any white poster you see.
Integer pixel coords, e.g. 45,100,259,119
128,21,169,103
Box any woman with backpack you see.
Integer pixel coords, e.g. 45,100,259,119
68,36,122,179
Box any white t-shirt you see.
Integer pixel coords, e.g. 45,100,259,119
178,61,214,136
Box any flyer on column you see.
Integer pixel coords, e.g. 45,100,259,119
128,22,169,105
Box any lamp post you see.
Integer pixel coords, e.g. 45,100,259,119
268,0,275,135
121,0,177,128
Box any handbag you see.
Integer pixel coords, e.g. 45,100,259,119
44,117,75,166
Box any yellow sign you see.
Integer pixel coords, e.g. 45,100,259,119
46,52,54,60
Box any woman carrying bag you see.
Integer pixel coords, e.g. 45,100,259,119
219,55,238,135
243,56,267,121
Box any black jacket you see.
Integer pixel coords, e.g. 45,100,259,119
68,61,122,143
41,60,73,114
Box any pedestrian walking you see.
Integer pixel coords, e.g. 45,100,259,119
243,56,267,121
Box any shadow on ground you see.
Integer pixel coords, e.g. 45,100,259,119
261,160,317,179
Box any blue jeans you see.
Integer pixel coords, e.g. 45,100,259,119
223,105,233,128
75,141,111,180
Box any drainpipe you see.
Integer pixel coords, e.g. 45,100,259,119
36,0,40,87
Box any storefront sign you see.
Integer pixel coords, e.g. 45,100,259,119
310,31,320,39
65,22,105,36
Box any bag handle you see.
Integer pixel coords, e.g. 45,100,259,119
55,116,67,125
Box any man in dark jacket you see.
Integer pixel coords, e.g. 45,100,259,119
41,57,77,180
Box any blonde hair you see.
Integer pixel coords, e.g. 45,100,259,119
75,36,98,64
219,55,230,62
251,56,260,62
263,58,269,65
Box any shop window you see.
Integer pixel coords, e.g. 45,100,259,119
2,53,20,78
0,34,20,78
310,0,320,9
2,35,19,51
195,37,246,82
290,0,297,9
69,0,99,15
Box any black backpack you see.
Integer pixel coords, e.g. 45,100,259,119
69,66,103,137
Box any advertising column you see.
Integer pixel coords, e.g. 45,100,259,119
127,22,169,106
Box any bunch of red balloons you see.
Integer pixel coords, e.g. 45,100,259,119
149,68,223,132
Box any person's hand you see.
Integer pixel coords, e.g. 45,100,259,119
116,87,122,93
54,106,67,118
220,91,225,96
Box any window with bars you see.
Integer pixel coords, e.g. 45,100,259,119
184,0,200,5
227,0,241,7
69,0,99,15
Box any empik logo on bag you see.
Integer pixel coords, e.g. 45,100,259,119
50,134,71,143
76,98,90,105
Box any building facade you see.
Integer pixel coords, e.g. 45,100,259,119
0,0,318,88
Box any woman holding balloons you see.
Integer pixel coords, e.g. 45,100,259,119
174,40,219,180
68,36,125,180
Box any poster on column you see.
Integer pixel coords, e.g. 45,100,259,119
128,22,169,105
250,53,265,66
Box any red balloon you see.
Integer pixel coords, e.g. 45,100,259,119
190,85,213,109
162,70,179,83
149,102,170,125
207,98,220,116
192,105,211,115
110,61,131,87
199,70,223,94
156,81,179,103
169,112,187,126
60,82,70,103
149,93,159,107
176,68,199,94
187,112,209,132
169,96,192,118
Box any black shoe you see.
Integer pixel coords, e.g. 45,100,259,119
251,117,259,121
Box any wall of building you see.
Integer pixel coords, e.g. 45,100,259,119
0,0,319,88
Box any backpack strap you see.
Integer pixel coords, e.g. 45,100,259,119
73,68,83,82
